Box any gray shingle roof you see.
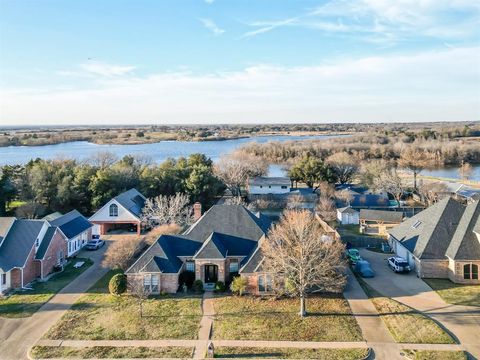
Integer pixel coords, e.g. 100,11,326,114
445,200,480,260
389,197,467,260
350,194,389,208
0,217,15,245
49,210,92,239
0,219,45,272
240,247,264,273
360,209,403,223
114,188,146,218
35,226,58,260
337,207,358,214
249,177,291,187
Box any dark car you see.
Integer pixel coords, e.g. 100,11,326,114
354,260,375,278
84,239,105,250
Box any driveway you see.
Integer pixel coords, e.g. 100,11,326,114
0,242,110,360
359,249,480,359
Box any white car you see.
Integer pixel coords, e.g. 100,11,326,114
388,256,411,273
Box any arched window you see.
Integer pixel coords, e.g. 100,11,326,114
109,203,118,217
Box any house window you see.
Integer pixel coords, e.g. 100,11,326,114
109,203,118,217
229,259,239,274
185,261,195,272
281,185,288,189
143,274,160,293
464,264,478,280
143,275,151,292
1,273,6,285
258,274,273,292
35,238,39,247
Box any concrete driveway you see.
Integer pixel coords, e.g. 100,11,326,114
359,249,480,359
0,241,110,360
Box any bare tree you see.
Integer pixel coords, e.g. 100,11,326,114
141,193,193,228
102,236,145,270
317,181,336,199
418,181,448,206
262,210,347,317
87,151,118,168
224,196,257,211
128,276,152,317
326,152,358,184
335,189,354,207
359,159,391,189
214,153,267,196
374,169,405,208
286,194,306,210
398,148,436,189
315,196,337,222
459,161,473,181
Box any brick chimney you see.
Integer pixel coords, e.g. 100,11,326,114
193,202,202,221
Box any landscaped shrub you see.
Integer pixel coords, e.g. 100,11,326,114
230,276,248,296
109,273,127,295
214,281,226,292
193,280,204,293
179,270,196,289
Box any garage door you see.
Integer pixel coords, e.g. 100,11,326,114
92,224,101,236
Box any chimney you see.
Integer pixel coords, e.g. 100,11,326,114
193,202,202,221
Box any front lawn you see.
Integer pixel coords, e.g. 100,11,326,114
0,258,93,318
423,279,480,307
214,347,369,359
45,270,202,340
30,346,193,359
402,349,467,360
212,295,363,342
356,277,455,344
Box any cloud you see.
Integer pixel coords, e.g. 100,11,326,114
199,18,225,35
204,0,215,4
79,61,136,77
1,47,479,125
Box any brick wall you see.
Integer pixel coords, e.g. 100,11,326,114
161,273,179,293
9,247,41,289
417,259,449,278
242,273,259,295
194,260,226,283
10,268,21,288
40,230,67,279
448,259,480,284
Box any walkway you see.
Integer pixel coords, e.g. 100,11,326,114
193,291,215,359
0,245,109,360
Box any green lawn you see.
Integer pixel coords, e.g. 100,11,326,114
45,270,202,340
214,347,369,359
30,346,193,359
0,258,93,318
356,276,455,344
212,295,363,342
424,279,480,307
402,349,467,360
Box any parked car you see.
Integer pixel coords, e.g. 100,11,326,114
346,248,361,264
84,239,105,250
354,260,375,278
388,256,411,273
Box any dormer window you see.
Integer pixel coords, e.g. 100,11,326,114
109,203,118,217
35,238,39,247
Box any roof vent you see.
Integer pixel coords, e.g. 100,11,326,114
412,220,422,229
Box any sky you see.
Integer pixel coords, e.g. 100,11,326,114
0,0,479,126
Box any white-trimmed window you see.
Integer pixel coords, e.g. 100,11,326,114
1,273,6,285
258,274,273,292
463,264,479,280
229,259,239,273
185,261,195,272
109,203,118,217
143,274,160,293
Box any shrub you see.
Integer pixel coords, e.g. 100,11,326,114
230,276,248,296
179,270,195,289
109,273,127,295
193,279,204,293
214,281,226,292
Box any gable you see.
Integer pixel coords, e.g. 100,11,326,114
446,200,480,260
89,199,141,222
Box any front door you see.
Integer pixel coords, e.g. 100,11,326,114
204,265,218,283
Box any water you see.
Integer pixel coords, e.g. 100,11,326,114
421,167,480,182
0,134,340,165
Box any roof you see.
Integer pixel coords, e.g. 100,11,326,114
445,200,480,260
35,226,58,260
350,194,390,208
0,219,45,272
360,209,403,223
249,177,291,187
42,212,63,222
128,205,271,274
240,247,264,273
49,210,92,239
114,188,146,218
389,197,470,260
337,207,358,214
0,217,15,244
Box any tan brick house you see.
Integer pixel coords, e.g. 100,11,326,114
388,197,480,284
126,204,273,294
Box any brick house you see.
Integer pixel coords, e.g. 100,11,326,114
89,188,145,236
388,197,480,284
126,204,274,294
0,211,92,295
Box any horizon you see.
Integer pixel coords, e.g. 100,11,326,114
1,0,479,125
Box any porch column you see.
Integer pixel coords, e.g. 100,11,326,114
137,222,141,236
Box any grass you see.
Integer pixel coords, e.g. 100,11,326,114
212,295,363,342
402,349,467,360
0,258,93,318
423,278,480,307
30,346,193,359
355,276,455,344
44,270,202,340
213,347,369,359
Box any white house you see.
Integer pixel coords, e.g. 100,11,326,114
337,207,359,225
248,177,291,195
89,188,146,236
48,210,93,257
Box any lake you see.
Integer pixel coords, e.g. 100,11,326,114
0,134,340,165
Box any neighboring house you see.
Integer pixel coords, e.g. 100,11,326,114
0,210,92,295
248,177,291,195
337,207,359,225
89,188,146,236
350,194,390,209
388,197,480,284
126,204,273,294
359,209,403,237
49,210,93,257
